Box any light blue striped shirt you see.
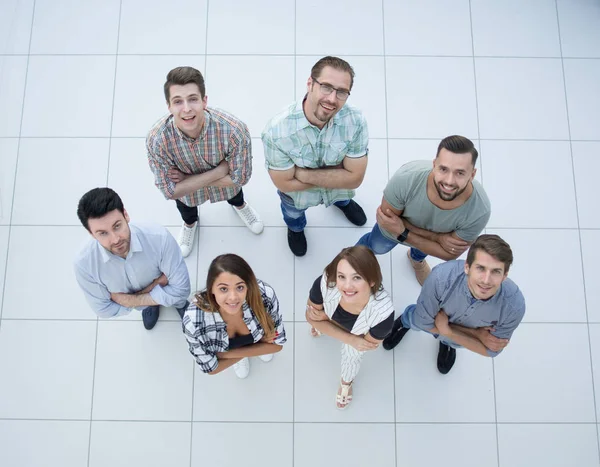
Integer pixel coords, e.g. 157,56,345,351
74,223,191,318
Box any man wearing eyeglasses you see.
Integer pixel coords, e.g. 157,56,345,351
262,56,369,256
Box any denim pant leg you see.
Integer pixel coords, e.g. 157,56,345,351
333,199,350,208
400,304,418,329
278,191,308,232
409,247,428,262
356,223,398,255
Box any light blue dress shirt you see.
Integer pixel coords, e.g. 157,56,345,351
74,223,191,318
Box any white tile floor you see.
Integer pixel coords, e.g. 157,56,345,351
0,0,599,466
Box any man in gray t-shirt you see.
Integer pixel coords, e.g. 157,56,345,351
356,135,491,285
382,234,525,375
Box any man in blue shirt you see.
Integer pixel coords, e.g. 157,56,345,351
383,234,525,374
74,188,191,330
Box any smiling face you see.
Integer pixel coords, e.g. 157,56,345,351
465,250,508,300
87,209,131,258
167,83,208,139
432,148,476,202
211,271,248,316
335,259,373,305
304,66,352,128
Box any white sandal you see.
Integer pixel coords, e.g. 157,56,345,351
310,326,322,337
335,381,353,410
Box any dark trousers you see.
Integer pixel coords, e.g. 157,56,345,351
176,189,245,225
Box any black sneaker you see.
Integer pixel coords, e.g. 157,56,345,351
287,229,307,256
142,306,160,330
382,317,409,350
336,200,367,226
437,342,456,374
176,300,190,319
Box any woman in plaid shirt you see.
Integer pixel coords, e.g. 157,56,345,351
182,254,286,378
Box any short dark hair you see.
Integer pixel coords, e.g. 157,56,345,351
77,188,125,232
324,246,383,295
466,234,514,273
164,66,206,102
311,56,355,90
436,135,478,166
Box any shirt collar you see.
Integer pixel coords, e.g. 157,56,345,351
171,110,211,142
294,95,337,131
98,224,143,263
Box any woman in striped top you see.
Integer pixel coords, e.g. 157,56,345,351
306,246,395,409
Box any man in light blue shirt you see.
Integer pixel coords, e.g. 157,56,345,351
383,234,525,374
74,188,191,330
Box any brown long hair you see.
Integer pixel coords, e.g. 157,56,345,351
195,254,275,335
324,246,383,295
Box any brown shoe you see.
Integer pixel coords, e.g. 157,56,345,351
407,250,431,286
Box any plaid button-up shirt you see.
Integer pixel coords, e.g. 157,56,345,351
261,98,369,209
182,280,287,374
146,108,252,207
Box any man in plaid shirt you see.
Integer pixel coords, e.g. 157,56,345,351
146,66,263,258
262,56,369,256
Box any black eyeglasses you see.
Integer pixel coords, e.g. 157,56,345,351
312,78,351,101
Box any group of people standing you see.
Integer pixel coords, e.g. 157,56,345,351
74,56,526,410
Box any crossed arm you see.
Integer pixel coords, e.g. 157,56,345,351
427,310,509,357
206,338,283,375
375,197,471,261
268,156,368,193
304,299,381,352
109,273,167,308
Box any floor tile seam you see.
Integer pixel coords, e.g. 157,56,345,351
87,1,122,464
5,53,600,59
555,2,600,462
380,3,397,465
0,0,38,326
104,0,124,189
10,137,600,142
3,418,598,425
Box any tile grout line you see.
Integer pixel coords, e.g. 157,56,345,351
2,52,600,59
188,3,210,465
2,417,598,425
87,1,123,466
379,1,398,465
554,0,600,463
0,0,37,329
468,2,498,466
6,136,600,143
292,2,296,465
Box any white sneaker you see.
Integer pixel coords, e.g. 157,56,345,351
233,203,264,234
233,357,250,379
258,353,273,363
177,222,197,258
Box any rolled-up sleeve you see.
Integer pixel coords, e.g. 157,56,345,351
148,232,191,307
261,132,295,171
262,282,287,345
182,317,218,374
227,124,252,187
487,293,526,357
146,137,176,200
346,114,369,157
412,268,443,331
74,264,131,318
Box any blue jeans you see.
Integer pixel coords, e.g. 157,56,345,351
278,191,350,232
356,223,427,261
400,304,460,349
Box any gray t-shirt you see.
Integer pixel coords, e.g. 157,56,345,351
382,160,491,242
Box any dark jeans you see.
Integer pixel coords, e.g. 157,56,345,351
176,189,245,225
